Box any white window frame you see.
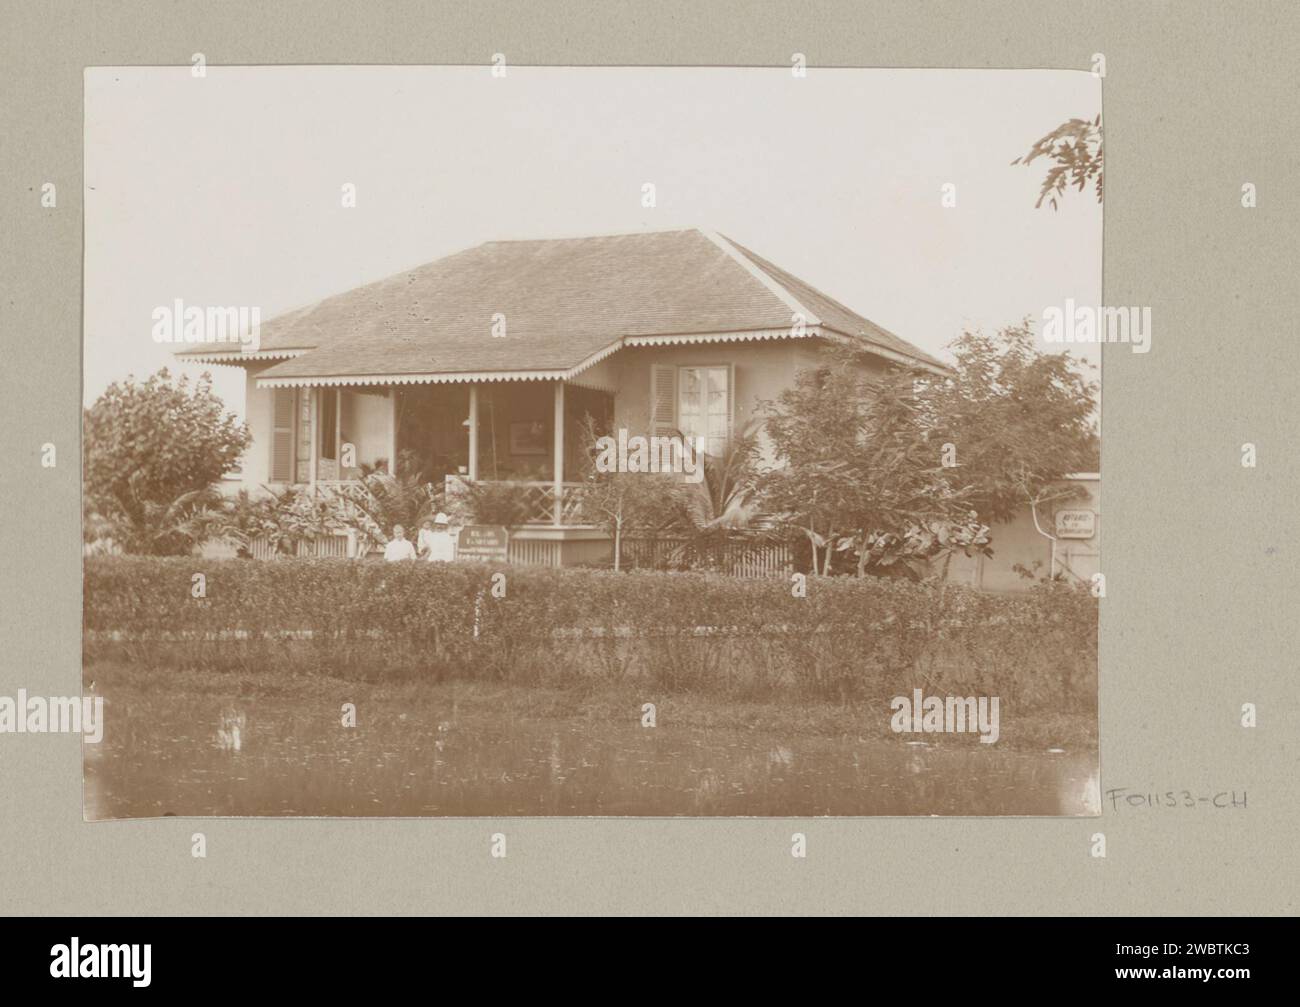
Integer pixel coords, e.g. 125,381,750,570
676,363,733,456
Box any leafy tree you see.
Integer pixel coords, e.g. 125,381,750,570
921,322,1099,523
1012,115,1103,209
757,324,1098,579
83,369,250,554
758,347,986,579
574,414,676,571
755,354,864,574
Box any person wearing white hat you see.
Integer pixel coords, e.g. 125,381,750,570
418,512,455,563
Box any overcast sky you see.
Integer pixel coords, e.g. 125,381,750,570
84,65,1102,415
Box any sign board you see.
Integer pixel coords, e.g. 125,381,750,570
456,525,510,562
1054,509,1096,539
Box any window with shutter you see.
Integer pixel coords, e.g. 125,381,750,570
270,389,296,483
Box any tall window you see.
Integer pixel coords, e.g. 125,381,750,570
677,365,729,457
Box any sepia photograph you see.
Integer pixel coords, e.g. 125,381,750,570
81,65,1103,819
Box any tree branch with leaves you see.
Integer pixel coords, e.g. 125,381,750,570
1013,115,1103,209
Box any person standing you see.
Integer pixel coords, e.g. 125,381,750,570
421,513,456,563
416,518,436,559
383,524,417,562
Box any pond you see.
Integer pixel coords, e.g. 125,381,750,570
84,688,1100,818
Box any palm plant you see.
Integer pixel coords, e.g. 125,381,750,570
658,421,776,571
201,488,276,556
131,485,228,556
332,452,443,552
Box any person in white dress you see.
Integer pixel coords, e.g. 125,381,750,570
419,513,456,563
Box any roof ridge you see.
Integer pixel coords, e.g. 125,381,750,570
721,234,867,328
721,234,949,371
700,230,821,328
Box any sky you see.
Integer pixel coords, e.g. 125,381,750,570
83,65,1102,416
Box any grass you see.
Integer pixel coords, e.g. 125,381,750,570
86,659,1096,752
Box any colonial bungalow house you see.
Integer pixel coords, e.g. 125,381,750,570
180,228,950,567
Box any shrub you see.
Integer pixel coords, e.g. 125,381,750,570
83,369,250,555
84,557,1097,708
463,481,533,525
206,486,348,557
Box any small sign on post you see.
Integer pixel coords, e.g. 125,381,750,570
456,525,510,562
1054,509,1096,539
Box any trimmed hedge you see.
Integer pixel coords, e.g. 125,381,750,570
84,557,1097,707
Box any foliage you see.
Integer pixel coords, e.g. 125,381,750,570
98,486,229,558
920,323,1099,523
200,489,276,556
462,479,534,526
83,368,250,555
202,486,349,557
574,414,680,571
757,347,988,579
84,556,1098,709
181,472,442,559
1012,115,1103,210
652,421,789,572
333,465,443,551
757,323,1097,577
669,420,762,531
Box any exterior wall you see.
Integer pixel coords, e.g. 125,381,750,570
944,475,1100,592
611,337,827,439
241,362,276,490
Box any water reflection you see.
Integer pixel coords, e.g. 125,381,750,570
216,708,246,752
85,692,1099,819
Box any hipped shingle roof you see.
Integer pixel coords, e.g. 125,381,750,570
177,228,947,382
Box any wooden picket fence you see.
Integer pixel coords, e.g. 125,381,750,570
243,530,791,579
620,537,793,579
248,532,353,560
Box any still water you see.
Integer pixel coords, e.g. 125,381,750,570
84,691,1099,818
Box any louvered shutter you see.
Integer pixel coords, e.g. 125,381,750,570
270,389,296,482
650,364,676,436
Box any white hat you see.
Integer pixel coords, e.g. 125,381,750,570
434,512,449,526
